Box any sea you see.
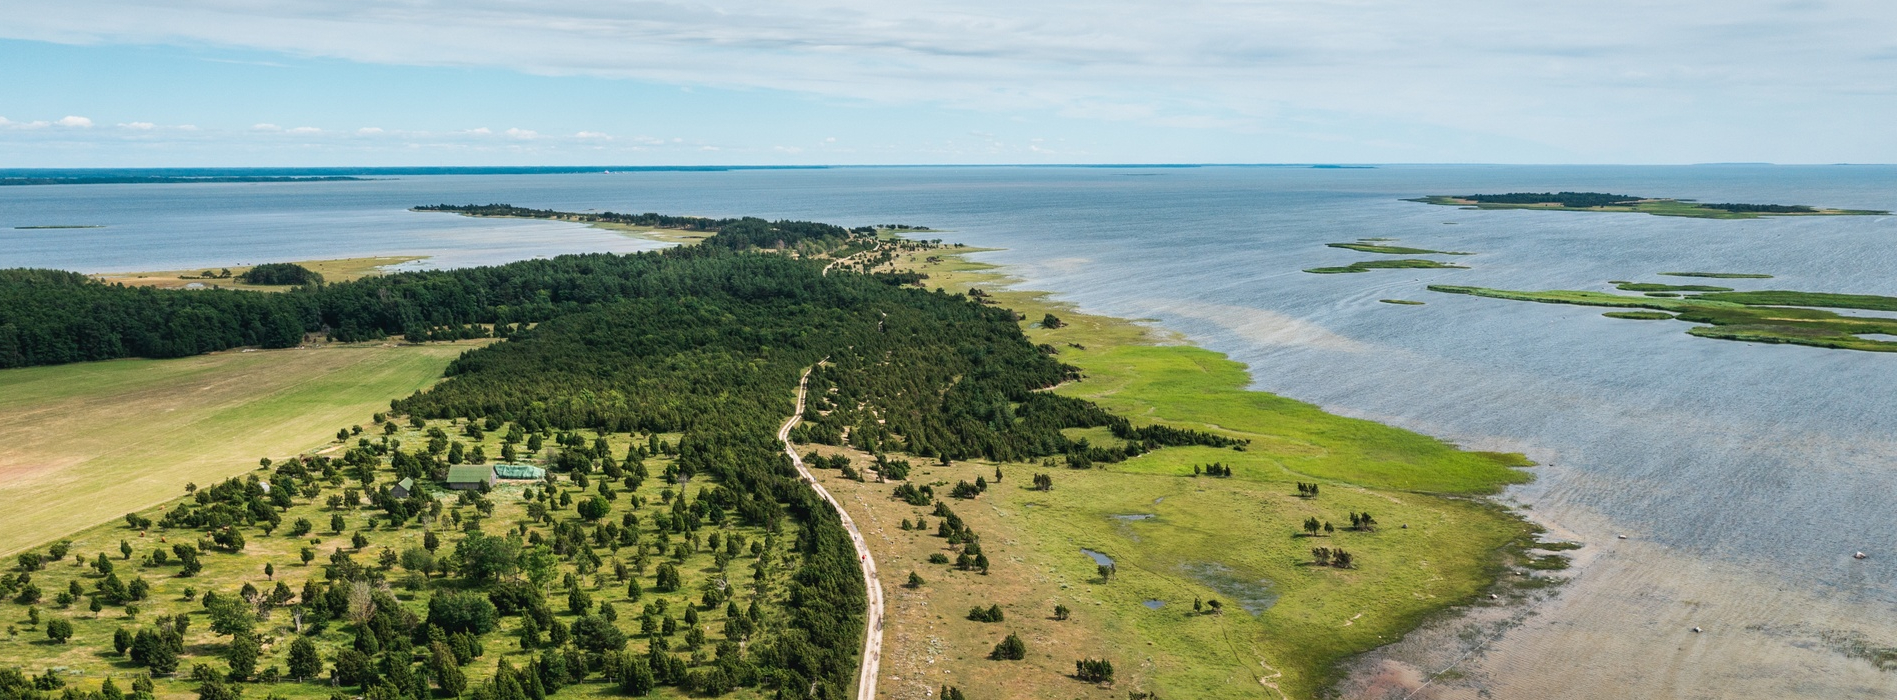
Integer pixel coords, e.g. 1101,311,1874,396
2,164,1893,698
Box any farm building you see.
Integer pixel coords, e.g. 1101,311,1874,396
493,463,546,480
390,477,415,499
445,465,494,490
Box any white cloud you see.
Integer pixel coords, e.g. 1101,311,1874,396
574,131,611,139
0,0,1889,161
176,124,198,130
119,121,155,129
55,115,92,127
503,127,538,139
461,127,491,135
251,123,280,131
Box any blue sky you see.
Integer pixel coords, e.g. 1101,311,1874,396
0,0,1892,166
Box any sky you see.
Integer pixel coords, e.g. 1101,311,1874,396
0,0,1893,166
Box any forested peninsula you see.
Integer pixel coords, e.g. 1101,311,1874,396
1408,192,1889,218
0,206,1548,700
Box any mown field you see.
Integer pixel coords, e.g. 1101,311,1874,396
788,247,1549,699
0,343,474,557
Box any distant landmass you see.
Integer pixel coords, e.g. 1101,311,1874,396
1408,191,1888,218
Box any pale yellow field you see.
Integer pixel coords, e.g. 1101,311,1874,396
0,342,475,556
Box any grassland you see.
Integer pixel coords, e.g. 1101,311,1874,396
1602,311,1674,320
1613,283,1732,293
1324,243,1471,256
1429,285,1897,352
0,418,790,700
0,343,475,557
93,257,424,291
1302,260,1468,275
810,245,1546,699
1408,196,1888,219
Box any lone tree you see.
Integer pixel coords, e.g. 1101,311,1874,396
1033,473,1053,491
906,572,925,588
1303,517,1322,537
1053,604,1070,621
1075,658,1115,683
287,636,322,681
1097,563,1116,583
45,618,72,643
989,633,1027,660
1041,314,1065,329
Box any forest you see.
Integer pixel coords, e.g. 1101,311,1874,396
0,211,877,368
1460,192,1640,207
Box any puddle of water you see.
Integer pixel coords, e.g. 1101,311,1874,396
1110,513,1156,521
1142,599,1165,610
1081,548,1115,567
1180,561,1279,615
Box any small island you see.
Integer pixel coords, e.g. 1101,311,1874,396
1327,242,1472,255
1408,192,1889,219
1304,259,1469,274
1429,284,1896,352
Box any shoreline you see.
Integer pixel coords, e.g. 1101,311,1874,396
892,243,1558,697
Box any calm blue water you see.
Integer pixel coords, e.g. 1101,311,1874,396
2,165,1893,688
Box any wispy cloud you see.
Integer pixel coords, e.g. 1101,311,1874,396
55,115,92,127
0,0,1889,161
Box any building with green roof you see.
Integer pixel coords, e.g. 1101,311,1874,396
446,465,494,490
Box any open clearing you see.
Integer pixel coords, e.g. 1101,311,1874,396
91,257,424,291
0,343,472,557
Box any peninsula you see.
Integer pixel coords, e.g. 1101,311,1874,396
0,206,1554,700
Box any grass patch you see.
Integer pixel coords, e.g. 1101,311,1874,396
1325,243,1472,256
1690,290,1896,311
1378,300,1425,306
1304,259,1468,275
1430,285,1895,352
1603,311,1674,320
93,257,424,292
1660,272,1774,279
0,343,474,557
1613,283,1733,293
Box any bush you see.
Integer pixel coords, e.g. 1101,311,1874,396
989,633,1026,660
426,591,499,635
238,263,324,286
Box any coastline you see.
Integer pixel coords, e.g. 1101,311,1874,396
888,243,1555,697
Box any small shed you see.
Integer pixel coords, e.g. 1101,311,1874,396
492,463,546,481
390,477,415,499
446,465,494,490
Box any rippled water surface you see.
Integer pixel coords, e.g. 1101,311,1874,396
3,165,1892,695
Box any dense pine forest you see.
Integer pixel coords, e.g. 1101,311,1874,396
0,207,1240,700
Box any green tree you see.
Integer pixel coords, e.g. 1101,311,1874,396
45,618,73,643
454,534,521,583
576,495,610,521
287,636,322,681
989,633,1026,660
426,592,499,635
429,642,466,696
225,632,259,681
